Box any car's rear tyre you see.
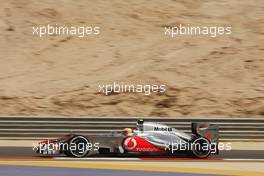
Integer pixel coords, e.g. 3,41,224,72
191,137,211,158
64,135,90,158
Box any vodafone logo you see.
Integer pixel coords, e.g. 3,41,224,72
123,137,137,150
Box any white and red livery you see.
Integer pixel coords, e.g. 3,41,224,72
36,119,219,158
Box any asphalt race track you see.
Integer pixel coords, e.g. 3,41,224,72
0,147,263,176
0,165,224,176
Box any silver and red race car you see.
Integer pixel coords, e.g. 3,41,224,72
36,119,219,158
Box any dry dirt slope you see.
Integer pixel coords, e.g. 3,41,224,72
0,0,263,117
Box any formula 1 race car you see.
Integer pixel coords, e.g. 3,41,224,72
36,119,219,158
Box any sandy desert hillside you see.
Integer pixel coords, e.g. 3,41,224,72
0,0,263,117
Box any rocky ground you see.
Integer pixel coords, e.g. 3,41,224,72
0,0,263,117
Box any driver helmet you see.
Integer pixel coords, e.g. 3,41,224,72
123,128,133,136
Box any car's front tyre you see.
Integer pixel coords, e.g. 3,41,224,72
64,135,90,158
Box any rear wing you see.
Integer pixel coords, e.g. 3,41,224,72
191,122,219,143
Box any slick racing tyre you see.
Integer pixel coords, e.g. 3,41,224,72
191,137,211,158
65,135,90,157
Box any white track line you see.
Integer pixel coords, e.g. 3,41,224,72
53,157,264,161
54,157,264,161
223,158,264,161
54,157,141,161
